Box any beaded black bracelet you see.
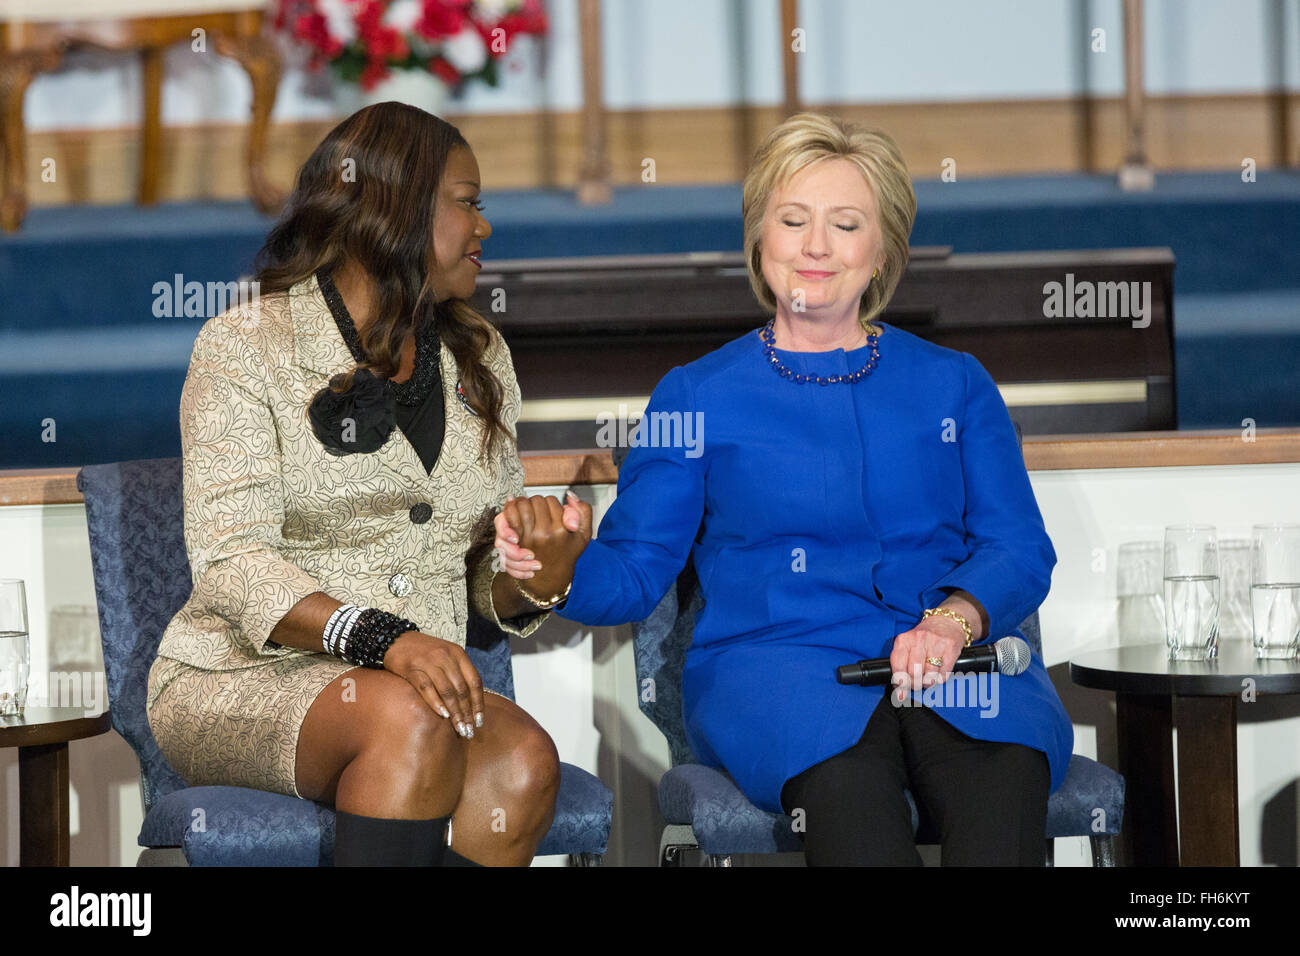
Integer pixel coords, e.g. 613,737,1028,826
337,608,420,669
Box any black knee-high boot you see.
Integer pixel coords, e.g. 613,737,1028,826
333,810,449,867
441,846,483,866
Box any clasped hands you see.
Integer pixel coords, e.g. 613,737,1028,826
493,491,593,602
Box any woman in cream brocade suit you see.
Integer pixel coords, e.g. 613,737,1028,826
145,103,571,867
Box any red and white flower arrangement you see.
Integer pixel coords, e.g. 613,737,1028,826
273,0,548,92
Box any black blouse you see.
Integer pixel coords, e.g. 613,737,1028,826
394,380,445,475
317,269,445,474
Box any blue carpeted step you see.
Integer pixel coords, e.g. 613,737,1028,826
3,172,1299,336
0,368,187,468
1172,290,1300,429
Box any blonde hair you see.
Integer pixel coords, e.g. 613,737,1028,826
742,112,916,331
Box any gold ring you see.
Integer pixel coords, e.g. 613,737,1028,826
925,656,944,667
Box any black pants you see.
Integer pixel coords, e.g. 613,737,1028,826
780,694,1049,866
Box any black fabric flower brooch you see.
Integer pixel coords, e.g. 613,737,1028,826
307,368,397,455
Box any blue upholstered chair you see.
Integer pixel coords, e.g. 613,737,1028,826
611,429,1125,868
77,457,612,866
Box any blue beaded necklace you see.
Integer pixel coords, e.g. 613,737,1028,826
760,319,882,385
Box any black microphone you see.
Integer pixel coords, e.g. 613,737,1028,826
836,636,1032,686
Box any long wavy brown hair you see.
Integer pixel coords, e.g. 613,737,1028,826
254,102,510,463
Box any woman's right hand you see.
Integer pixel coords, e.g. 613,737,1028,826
382,631,485,739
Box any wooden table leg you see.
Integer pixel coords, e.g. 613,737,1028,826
1115,693,1178,865
216,25,284,215
139,45,163,205
19,742,71,866
1173,695,1240,865
0,49,62,233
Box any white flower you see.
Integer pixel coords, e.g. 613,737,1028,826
473,0,520,20
318,0,357,45
441,25,488,74
383,0,422,33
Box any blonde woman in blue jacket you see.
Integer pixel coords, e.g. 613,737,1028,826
498,113,1073,866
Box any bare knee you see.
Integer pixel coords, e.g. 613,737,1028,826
363,680,465,771
465,704,561,831
513,725,562,802
342,676,467,814
491,724,561,840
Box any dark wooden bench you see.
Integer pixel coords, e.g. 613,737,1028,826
470,247,1176,450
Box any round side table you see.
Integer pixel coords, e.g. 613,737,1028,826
1070,640,1300,866
0,706,114,866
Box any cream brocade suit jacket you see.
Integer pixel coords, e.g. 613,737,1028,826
156,273,546,673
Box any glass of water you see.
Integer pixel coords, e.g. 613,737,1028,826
1163,525,1220,661
1250,524,1300,660
1218,539,1255,641
0,579,30,716
1117,541,1165,644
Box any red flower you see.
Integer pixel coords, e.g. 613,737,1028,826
357,0,410,61
417,0,471,41
360,59,391,91
465,0,546,57
274,1,549,79
495,0,548,41
429,55,461,86
294,11,344,59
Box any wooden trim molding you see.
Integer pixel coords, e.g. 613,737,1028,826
1022,429,1300,471
0,468,79,506
16,91,1300,210
2,430,1298,507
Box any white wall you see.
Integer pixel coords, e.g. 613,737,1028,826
20,0,1300,132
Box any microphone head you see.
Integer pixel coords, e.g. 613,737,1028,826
994,636,1033,676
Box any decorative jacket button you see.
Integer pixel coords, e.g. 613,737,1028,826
409,503,433,524
388,573,413,598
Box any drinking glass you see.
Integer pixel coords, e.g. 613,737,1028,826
1117,541,1164,644
1250,524,1300,660
0,579,30,716
1163,526,1220,661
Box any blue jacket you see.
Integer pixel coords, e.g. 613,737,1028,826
560,323,1074,813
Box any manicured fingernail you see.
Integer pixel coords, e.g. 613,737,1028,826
439,706,450,719
532,562,543,571
456,722,466,737
475,712,483,728
465,725,474,739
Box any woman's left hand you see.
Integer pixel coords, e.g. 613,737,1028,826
888,615,969,702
